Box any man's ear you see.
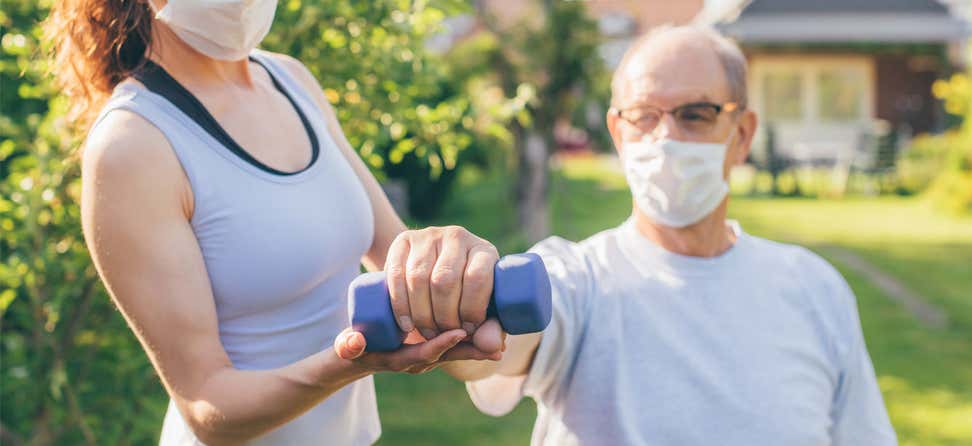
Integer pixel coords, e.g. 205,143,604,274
606,110,623,156
731,109,758,165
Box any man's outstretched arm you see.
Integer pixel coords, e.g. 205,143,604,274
441,330,541,382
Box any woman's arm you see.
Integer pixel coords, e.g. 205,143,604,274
81,110,475,445
269,54,406,271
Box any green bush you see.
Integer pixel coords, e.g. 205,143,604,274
2,2,168,444
897,131,962,194
896,72,971,214
1,1,488,443
925,137,972,215
925,72,972,215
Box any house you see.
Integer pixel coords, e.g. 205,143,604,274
713,0,971,165
431,0,970,166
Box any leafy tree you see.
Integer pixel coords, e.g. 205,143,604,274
265,0,483,218
468,0,604,242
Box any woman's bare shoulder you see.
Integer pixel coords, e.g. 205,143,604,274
82,108,191,216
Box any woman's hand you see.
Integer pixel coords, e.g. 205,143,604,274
333,322,505,374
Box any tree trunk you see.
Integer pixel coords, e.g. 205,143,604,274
516,130,551,243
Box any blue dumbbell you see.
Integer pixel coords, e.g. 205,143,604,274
348,253,553,352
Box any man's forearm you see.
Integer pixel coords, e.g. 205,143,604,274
441,359,502,382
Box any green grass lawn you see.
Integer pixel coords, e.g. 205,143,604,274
377,156,972,446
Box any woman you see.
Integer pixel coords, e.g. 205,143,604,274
48,0,504,444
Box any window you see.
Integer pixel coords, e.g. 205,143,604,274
762,71,803,121
817,68,865,121
753,57,872,124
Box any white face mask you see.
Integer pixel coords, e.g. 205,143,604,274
621,133,733,228
151,0,278,61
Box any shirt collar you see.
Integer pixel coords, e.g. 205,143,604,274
616,217,748,278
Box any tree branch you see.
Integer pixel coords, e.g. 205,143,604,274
58,277,99,355
63,372,97,445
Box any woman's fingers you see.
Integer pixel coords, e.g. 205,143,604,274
394,332,501,366
385,329,466,371
341,328,503,373
440,342,503,362
430,228,466,333
459,242,498,334
385,234,414,333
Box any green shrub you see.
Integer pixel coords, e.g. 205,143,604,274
2,2,168,444
898,131,962,194
925,73,972,215
925,136,972,215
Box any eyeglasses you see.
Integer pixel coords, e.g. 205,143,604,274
609,101,741,136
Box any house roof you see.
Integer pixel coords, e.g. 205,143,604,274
717,0,971,43
739,0,951,14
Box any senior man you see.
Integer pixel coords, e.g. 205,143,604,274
435,26,896,445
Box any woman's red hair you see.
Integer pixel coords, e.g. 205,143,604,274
44,0,154,132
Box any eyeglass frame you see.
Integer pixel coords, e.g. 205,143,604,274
608,101,743,136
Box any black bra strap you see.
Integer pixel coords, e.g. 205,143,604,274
133,58,320,176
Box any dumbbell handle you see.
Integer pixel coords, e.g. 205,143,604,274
348,253,552,352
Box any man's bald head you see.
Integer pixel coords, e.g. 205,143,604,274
611,25,748,109
606,25,759,192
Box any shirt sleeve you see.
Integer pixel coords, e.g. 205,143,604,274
801,250,897,445
466,236,591,416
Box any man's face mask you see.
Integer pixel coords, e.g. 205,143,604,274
621,130,735,228
151,0,278,61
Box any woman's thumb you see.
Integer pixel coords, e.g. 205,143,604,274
335,330,367,360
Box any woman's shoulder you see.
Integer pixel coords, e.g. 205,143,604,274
83,106,190,211
85,103,170,168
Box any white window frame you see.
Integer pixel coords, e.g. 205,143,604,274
750,55,875,126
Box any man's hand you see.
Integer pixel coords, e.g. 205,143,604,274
334,225,507,372
384,226,504,350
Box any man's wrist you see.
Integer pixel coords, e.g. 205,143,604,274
441,359,499,382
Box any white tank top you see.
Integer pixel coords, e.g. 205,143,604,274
90,50,381,446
